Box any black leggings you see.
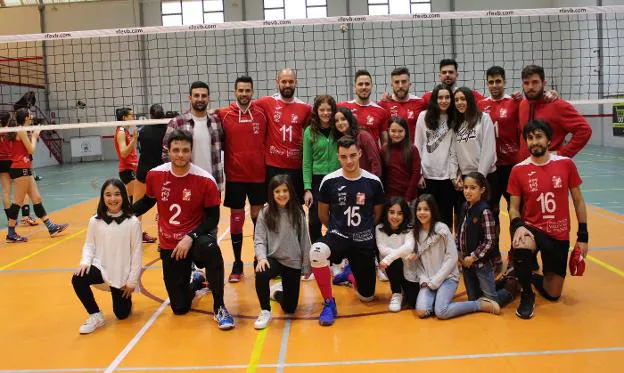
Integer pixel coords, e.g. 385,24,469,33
71,266,132,319
160,234,225,315
308,174,325,244
424,179,456,229
254,257,302,313
384,259,420,308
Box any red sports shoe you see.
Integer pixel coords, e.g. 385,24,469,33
21,216,39,226
569,244,586,276
142,232,157,243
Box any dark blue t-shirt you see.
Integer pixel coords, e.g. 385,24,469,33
318,169,385,249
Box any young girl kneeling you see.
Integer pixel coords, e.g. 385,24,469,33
457,172,512,307
376,197,419,312
72,179,143,334
413,194,500,319
254,174,311,329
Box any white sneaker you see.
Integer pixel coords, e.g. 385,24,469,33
378,268,389,282
79,312,104,334
270,282,283,301
254,310,272,330
388,293,403,312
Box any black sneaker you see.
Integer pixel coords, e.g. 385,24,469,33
516,291,535,320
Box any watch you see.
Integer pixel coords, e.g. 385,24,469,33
187,232,198,241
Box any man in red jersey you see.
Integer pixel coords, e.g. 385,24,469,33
422,59,486,104
378,67,427,143
217,75,268,283
518,64,592,161
508,120,588,320
255,68,311,204
478,66,521,209
133,129,235,330
338,70,390,146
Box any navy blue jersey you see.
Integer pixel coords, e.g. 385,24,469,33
318,169,385,249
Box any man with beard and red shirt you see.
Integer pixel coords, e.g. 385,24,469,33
133,129,235,330
378,67,427,143
217,76,268,283
422,59,485,105
508,120,589,320
518,64,592,161
255,68,312,204
338,70,390,146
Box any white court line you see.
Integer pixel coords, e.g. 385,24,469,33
94,345,624,371
276,319,292,373
5,346,624,372
103,299,170,373
102,228,231,372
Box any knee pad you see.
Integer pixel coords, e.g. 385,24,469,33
310,241,331,268
512,248,533,267
356,292,375,303
7,203,20,220
33,203,47,219
230,210,245,235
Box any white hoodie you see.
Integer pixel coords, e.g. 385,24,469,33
453,112,497,176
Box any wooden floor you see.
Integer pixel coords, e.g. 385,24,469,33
1,148,624,372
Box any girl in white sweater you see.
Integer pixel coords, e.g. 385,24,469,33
414,85,459,228
413,194,499,319
71,179,142,334
376,197,418,312
453,87,502,266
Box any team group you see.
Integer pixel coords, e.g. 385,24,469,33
6,58,593,333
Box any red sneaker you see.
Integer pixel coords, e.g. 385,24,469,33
21,216,39,226
142,232,157,243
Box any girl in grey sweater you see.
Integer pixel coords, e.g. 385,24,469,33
413,194,500,319
254,174,311,329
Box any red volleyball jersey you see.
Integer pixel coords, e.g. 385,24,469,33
377,95,427,143
146,163,221,250
507,154,582,241
256,94,312,170
114,127,138,172
218,102,268,183
338,100,390,144
478,95,521,166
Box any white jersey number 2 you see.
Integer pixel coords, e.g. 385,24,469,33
169,203,182,225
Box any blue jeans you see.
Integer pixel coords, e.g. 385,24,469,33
463,262,512,307
416,278,480,320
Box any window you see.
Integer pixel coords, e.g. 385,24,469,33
161,0,224,27
264,0,327,21
368,0,431,16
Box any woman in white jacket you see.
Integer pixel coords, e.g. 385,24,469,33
71,179,143,334
414,85,459,228
453,87,502,264
413,194,499,319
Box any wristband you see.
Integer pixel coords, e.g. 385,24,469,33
187,232,199,241
577,223,588,243
510,217,524,237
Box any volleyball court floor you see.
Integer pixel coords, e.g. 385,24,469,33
0,144,623,373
